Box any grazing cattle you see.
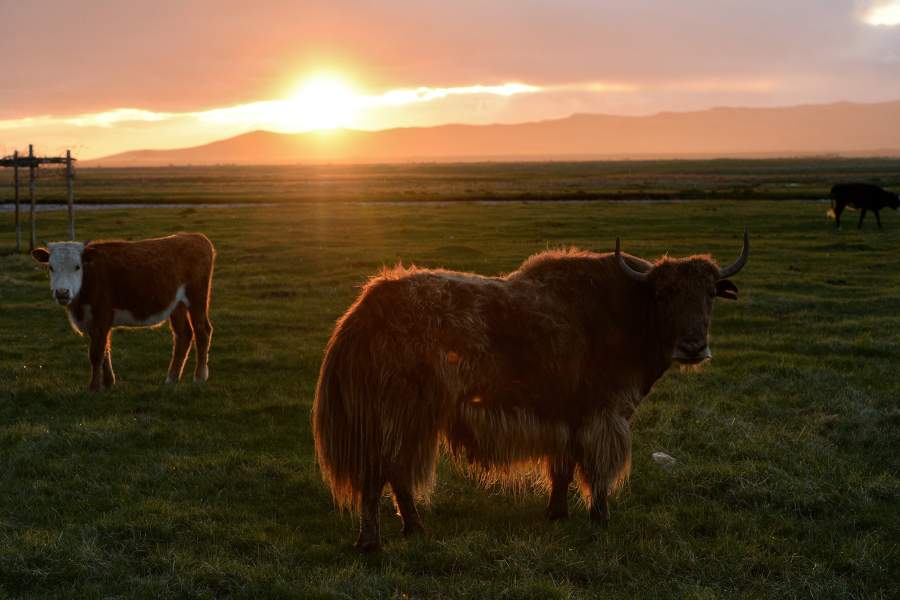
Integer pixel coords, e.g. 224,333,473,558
828,183,900,229
313,230,749,551
31,233,215,391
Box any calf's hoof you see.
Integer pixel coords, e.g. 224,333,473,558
193,366,209,383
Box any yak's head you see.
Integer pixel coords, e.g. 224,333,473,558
31,241,89,306
616,229,748,365
889,193,900,210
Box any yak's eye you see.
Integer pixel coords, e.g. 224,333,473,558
75,265,80,271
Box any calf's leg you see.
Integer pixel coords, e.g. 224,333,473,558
88,328,111,392
875,210,883,229
102,341,116,388
188,306,212,383
858,208,867,229
166,305,194,384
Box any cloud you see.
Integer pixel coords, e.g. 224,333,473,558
65,109,175,128
0,81,543,137
0,81,547,157
3,0,900,122
0,116,56,131
0,68,893,159
367,83,540,106
863,0,900,25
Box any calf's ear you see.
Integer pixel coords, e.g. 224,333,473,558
715,279,739,300
31,248,50,263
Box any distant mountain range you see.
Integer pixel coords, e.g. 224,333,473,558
86,100,900,166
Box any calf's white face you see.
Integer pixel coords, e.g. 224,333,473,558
31,242,86,306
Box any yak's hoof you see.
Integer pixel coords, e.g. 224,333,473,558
402,522,426,538
354,539,382,553
545,506,569,521
589,510,610,527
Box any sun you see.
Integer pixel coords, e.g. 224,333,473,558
281,76,359,132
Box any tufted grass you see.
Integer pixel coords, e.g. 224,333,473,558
1,187,898,597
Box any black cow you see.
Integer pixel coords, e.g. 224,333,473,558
828,183,900,229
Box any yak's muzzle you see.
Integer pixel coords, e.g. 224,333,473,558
673,345,712,365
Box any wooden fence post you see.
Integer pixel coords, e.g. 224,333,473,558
13,150,20,252
28,145,36,251
66,149,75,240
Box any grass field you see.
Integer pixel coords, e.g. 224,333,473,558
1,157,899,204
1,175,899,597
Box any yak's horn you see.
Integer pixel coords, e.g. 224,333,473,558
718,228,749,279
616,238,651,282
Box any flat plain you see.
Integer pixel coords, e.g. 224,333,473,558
1,161,898,598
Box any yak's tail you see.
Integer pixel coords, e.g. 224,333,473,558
312,312,440,512
312,322,380,511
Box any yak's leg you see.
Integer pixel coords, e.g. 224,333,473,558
858,208,867,229
875,210,883,229
166,305,194,384
390,479,425,537
356,479,385,552
188,306,212,383
834,203,843,229
577,412,632,526
88,328,110,392
102,336,116,388
545,457,575,521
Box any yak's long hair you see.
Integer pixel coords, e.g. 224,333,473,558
311,255,652,512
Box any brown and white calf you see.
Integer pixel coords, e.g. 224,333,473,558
32,233,215,391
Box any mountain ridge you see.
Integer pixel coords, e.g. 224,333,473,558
84,100,900,166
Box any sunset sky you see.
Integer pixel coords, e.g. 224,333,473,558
2,0,900,159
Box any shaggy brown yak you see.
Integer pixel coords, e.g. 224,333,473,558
313,231,748,551
31,233,215,391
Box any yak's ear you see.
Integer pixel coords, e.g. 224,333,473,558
716,279,739,301
31,247,50,264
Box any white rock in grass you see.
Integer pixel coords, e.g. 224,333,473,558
651,452,676,467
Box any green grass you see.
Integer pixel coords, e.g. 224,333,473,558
1,191,899,597
1,157,898,204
